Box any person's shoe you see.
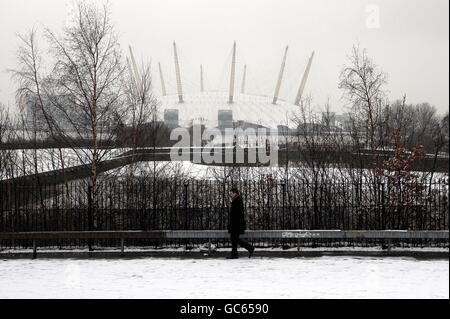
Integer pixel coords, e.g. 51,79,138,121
226,255,239,259
248,246,255,258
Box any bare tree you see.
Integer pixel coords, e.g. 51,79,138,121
0,104,16,180
339,45,388,150
42,1,125,202
429,112,449,183
121,59,159,175
11,28,71,204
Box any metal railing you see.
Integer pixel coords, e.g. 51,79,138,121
1,230,448,258
0,178,448,249
1,179,448,230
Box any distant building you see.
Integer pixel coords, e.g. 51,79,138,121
321,112,336,127
277,125,290,136
23,94,114,138
218,109,233,129
335,113,352,131
164,109,179,128
24,95,48,132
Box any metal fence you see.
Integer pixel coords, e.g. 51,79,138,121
1,178,448,233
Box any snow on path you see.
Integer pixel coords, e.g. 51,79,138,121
0,256,448,299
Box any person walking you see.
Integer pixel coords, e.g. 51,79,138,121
227,188,255,259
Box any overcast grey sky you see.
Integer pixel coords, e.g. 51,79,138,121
0,0,448,113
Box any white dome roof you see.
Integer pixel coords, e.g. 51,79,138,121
157,91,303,129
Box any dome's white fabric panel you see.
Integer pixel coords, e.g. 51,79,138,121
157,92,303,129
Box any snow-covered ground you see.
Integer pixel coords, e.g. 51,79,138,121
0,256,448,298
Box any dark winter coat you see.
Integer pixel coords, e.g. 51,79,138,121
228,195,246,234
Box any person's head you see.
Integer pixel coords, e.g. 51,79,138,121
228,188,240,199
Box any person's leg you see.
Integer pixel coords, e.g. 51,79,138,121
230,233,238,257
238,237,254,252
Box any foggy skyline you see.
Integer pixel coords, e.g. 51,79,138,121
0,0,448,114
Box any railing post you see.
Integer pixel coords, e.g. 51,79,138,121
32,240,37,259
281,181,286,229
120,238,125,256
381,182,386,230
0,182,3,232
88,185,93,252
184,182,189,230
184,182,189,250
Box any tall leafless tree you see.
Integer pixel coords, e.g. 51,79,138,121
339,45,388,150
0,104,15,180
11,28,71,205
43,1,124,203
